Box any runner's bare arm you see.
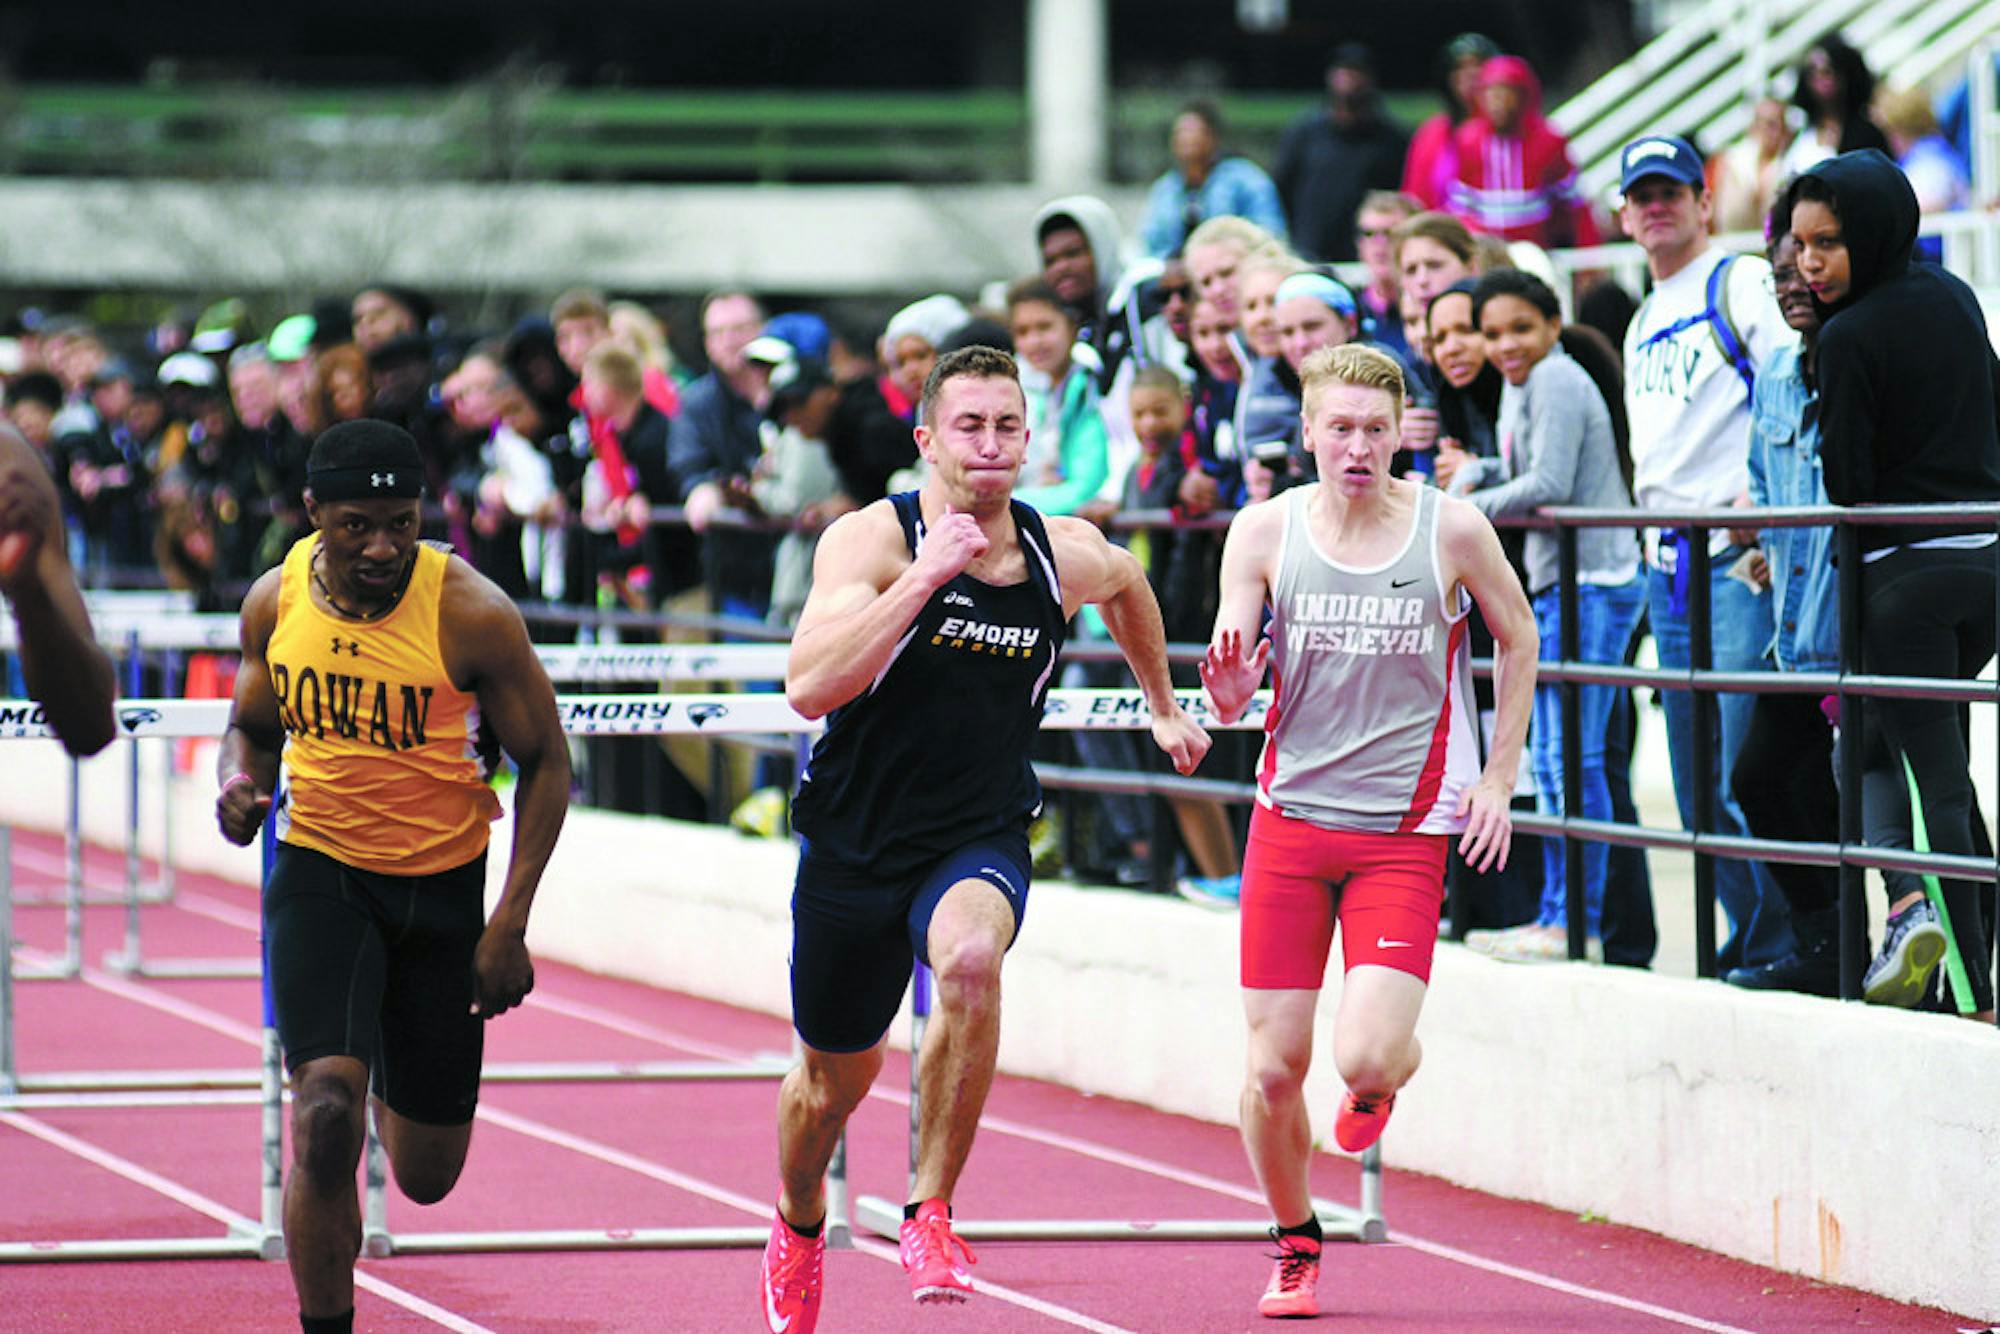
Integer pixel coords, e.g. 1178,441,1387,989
1199,499,1282,725
1047,515,1211,775
0,427,115,756
1440,496,1537,872
786,501,981,719
443,560,571,1016
216,571,284,846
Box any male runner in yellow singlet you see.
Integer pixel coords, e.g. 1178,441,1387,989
216,419,570,1334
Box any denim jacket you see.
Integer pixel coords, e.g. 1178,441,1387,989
1747,344,1838,673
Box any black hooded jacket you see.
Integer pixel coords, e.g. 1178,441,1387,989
1790,149,2000,549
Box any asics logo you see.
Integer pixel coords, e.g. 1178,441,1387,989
944,590,975,607
1376,937,1413,950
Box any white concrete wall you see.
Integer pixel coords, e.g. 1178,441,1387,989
5,743,1997,1319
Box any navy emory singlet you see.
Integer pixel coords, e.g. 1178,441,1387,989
791,490,1068,877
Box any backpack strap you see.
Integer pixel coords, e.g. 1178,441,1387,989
1705,255,1757,396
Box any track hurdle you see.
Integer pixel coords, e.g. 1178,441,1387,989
848,957,1387,1249
0,613,242,981
2,681,1382,1263
0,684,811,1262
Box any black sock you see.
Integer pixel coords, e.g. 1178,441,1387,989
791,1213,825,1239
300,1312,353,1334
1277,1216,1322,1245
903,1200,950,1221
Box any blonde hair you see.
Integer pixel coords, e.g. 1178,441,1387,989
1299,343,1405,418
1184,215,1273,259
608,299,673,373
1470,234,1515,276
1876,85,1940,139
582,342,644,399
1236,243,1307,283
1358,189,1423,221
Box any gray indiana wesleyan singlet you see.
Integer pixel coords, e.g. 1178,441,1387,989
1257,482,1480,835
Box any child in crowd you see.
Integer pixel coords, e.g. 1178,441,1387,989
1007,278,1109,516
1106,367,1243,903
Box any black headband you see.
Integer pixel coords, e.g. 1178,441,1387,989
308,464,424,503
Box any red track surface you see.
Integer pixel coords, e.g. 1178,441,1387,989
2,831,1984,1331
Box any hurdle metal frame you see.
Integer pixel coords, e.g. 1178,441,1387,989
0,680,1317,1263
848,963,1386,1248
1,694,807,1261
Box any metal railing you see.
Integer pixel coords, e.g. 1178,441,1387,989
14,498,1998,1019
1527,499,2000,1020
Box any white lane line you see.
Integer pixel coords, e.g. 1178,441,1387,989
475,1103,1131,1332
847,1233,1137,1334
11,960,1144,1334
14,946,262,1046
4,1092,490,1330
1388,1235,1758,1333
867,1087,1758,1333
352,1272,496,1334
2,1110,491,1331
0,1109,257,1231
521,990,775,1066
17,867,1763,1331
173,889,262,933
472,1104,771,1215
6,852,261,932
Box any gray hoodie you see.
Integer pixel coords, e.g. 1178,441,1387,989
1453,344,1638,594
1033,195,1127,318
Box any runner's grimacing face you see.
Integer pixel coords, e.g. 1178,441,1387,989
921,376,1028,512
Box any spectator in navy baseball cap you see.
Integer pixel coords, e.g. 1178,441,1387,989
1618,134,1706,195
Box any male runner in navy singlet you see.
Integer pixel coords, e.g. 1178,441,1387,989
758,345,1211,1331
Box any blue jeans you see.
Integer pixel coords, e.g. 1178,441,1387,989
1647,561,1796,971
1530,578,1645,937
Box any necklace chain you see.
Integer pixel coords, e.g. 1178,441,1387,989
312,549,411,622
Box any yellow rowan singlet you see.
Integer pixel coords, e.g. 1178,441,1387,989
267,535,501,875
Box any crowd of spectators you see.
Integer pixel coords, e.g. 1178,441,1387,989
2,28,1991,1016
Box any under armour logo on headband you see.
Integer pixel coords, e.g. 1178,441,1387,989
372,472,395,488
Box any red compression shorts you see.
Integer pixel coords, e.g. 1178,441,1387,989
1239,802,1448,989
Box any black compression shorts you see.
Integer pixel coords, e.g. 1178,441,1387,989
789,828,1031,1054
264,841,488,1125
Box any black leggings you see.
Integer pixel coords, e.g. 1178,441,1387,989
1860,544,1998,1012
1732,692,1840,919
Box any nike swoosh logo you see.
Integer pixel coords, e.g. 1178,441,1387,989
765,1280,792,1332
1377,937,1413,949
1390,578,1420,589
